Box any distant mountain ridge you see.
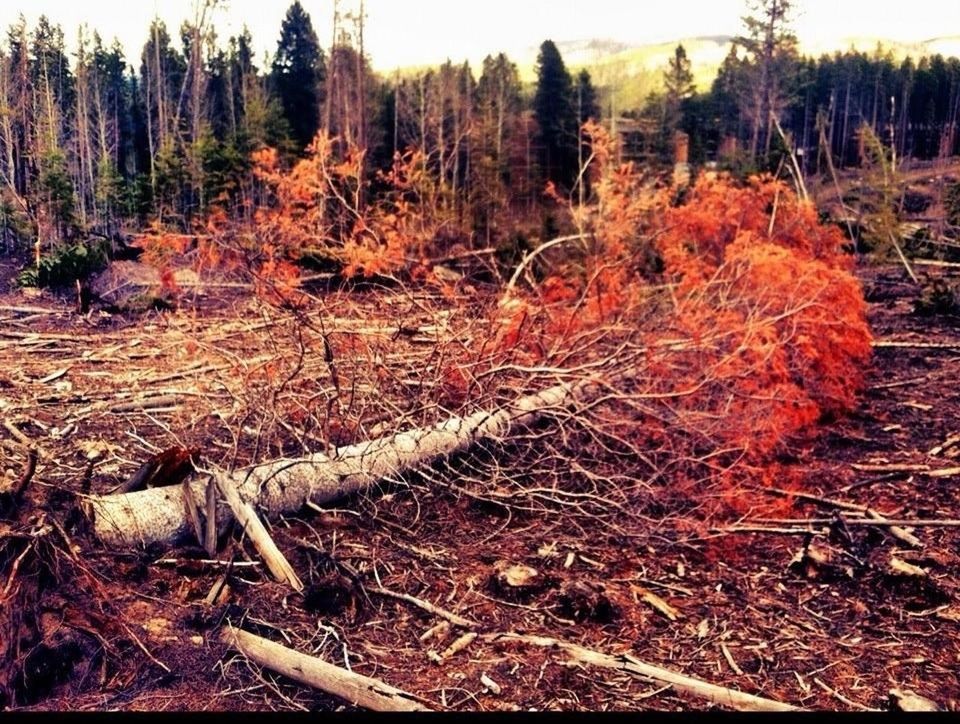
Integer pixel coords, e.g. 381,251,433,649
386,33,960,112
513,36,736,109
536,34,960,109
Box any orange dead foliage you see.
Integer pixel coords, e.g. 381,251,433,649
249,135,442,285
138,133,444,306
497,121,872,471
657,175,872,458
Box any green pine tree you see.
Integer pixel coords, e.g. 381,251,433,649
533,40,578,191
664,44,695,120
271,1,325,152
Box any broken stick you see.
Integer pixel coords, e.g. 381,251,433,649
371,586,476,629
214,473,304,592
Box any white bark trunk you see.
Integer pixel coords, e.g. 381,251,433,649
86,377,589,548
221,626,430,711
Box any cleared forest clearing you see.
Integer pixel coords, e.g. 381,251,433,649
2,0,960,710
0,261,957,712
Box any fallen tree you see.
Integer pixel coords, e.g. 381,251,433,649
86,164,873,550
86,373,597,547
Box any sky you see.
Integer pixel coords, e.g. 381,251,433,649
0,0,956,71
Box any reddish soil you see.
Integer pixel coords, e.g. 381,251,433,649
0,260,958,712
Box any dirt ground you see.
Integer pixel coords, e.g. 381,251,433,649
1,258,958,712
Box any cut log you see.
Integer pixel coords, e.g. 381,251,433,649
220,626,430,711
86,376,597,547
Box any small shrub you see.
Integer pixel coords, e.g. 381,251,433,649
16,240,109,289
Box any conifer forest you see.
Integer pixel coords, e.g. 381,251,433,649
1,0,960,712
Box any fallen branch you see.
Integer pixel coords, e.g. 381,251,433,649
753,517,960,529
924,467,960,479
913,258,960,269
214,473,304,592
0,304,62,315
86,373,605,547
3,420,31,447
771,114,809,203
220,625,430,712
485,633,800,712
814,677,878,712
713,525,827,536
109,395,183,414
888,231,919,285
437,631,478,661
371,586,476,629
851,463,929,474
504,234,586,295
11,448,38,499
871,340,960,350
761,486,922,547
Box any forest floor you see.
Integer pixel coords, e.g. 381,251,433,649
0,258,959,712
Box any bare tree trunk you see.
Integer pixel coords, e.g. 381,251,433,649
898,84,911,160
436,72,446,197
419,74,428,179
840,73,852,168
355,1,367,208
87,373,613,548
356,0,366,151
324,0,339,133
826,91,836,160
461,66,472,223
392,71,399,155
800,88,811,173
525,113,533,213
154,22,166,153
74,34,95,228
0,57,18,199
221,626,430,711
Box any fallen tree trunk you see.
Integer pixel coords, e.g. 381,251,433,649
86,376,595,547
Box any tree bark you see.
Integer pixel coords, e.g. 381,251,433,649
220,626,430,711
86,375,597,548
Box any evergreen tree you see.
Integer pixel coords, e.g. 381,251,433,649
473,54,522,237
664,45,695,117
475,53,521,185
533,40,577,190
229,27,288,152
271,1,325,152
3,17,34,200
710,46,746,139
31,16,76,238
575,69,599,126
658,44,697,163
